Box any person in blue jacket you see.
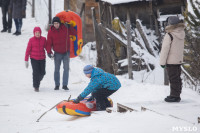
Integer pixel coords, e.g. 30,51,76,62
73,65,121,111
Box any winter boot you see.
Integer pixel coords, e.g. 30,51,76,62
164,96,181,102
15,31,21,36
54,86,59,90
34,88,39,92
1,29,7,32
8,29,11,33
62,86,69,90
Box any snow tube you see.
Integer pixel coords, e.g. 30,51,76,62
56,10,83,58
56,97,113,116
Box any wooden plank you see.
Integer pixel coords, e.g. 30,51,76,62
136,19,155,57
117,103,138,112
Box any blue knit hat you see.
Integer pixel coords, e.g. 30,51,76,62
83,65,94,74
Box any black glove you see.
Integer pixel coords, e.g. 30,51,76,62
161,65,166,68
47,53,54,58
64,22,71,28
87,94,94,102
73,95,84,104
22,10,26,18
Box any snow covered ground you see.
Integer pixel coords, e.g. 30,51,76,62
0,2,200,133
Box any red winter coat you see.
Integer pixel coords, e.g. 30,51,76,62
46,24,77,54
25,27,46,61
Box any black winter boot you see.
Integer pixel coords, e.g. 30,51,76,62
62,86,69,90
164,96,181,102
1,29,7,32
54,86,59,90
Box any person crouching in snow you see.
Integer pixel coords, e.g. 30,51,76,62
160,16,185,102
73,65,121,111
25,27,47,92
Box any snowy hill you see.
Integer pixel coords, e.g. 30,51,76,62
0,1,199,133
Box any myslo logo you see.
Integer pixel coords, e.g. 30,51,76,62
172,126,198,132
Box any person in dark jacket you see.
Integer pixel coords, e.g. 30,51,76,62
160,16,185,102
73,65,121,111
25,27,47,92
46,17,77,90
9,0,27,35
1,0,12,33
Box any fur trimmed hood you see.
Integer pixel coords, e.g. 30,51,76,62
165,23,185,40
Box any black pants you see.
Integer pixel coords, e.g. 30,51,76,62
1,3,12,30
166,64,182,97
93,88,117,111
31,59,46,88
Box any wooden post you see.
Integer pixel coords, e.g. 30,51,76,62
126,10,133,80
48,0,52,25
64,0,70,10
80,3,85,17
149,0,153,30
91,7,102,68
32,0,35,18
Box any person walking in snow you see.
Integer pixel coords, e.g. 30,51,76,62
9,0,27,35
160,16,185,102
73,65,121,111
25,27,47,92
1,0,12,33
46,17,77,91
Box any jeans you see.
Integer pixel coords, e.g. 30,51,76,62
14,18,22,32
31,59,46,88
54,52,70,87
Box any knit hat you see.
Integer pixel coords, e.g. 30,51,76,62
167,16,180,25
52,17,61,24
83,65,94,74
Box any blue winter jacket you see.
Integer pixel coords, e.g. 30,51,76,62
80,68,121,98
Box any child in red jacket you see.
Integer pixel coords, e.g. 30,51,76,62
25,27,47,92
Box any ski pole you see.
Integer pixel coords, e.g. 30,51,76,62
36,95,71,122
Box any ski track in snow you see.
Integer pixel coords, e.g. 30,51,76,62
0,1,200,133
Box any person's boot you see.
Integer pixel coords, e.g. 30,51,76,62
13,31,17,35
164,96,181,102
15,31,21,36
62,86,69,90
8,29,11,33
54,86,59,90
1,29,7,32
34,88,39,92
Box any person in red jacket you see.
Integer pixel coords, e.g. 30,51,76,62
46,17,77,90
25,27,46,92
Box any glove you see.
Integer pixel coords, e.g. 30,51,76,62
87,94,94,102
22,10,26,18
25,61,29,68
161,65,166,68
47,53,54,60
64,22,71,28
73,95,84,104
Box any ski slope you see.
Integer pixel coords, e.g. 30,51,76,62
0,2,199,133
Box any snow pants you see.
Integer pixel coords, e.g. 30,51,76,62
166,64,182,97
1,2,12,30
93,88,117,111
31,58,46,89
